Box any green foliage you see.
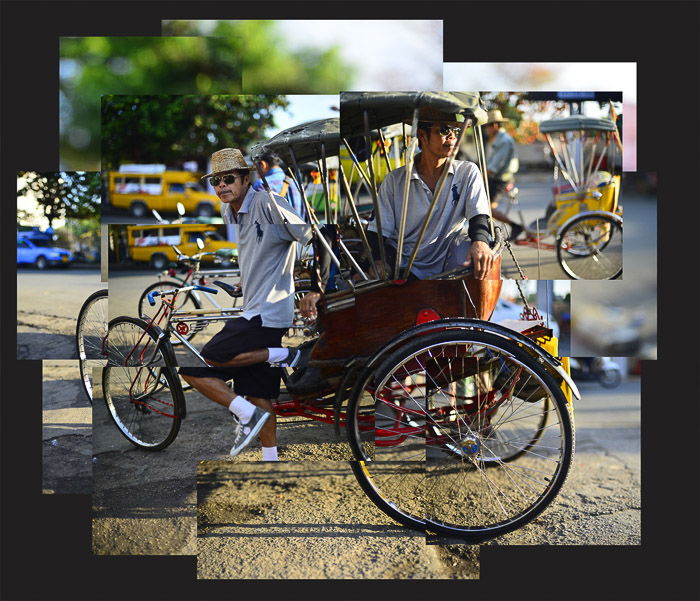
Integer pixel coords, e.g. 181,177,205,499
100,95,289,170
60,22,354,169
17,172,101,227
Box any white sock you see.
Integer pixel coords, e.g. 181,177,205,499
266,347,289,364
228,395,255,424
261,446,278,461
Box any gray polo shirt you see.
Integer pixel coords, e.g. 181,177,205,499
222,187,311,327
367,158,490,278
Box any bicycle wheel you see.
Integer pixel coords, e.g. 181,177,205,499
107,316,173,367
75,289,108,403
102,365,184,450
103,316,183,450
347,329,574,541
137,281,202,345
557,213,622,280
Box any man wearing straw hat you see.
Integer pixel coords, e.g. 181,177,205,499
365,117,495,280
179,148,311,461
483,108,522,241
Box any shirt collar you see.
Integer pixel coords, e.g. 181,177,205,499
409,154,457,180
237,185,255,215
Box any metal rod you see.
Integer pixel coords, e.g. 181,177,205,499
338,161,379,279
376,127,393,173
394,107,420,279
474,121,495,238
361,109,388,276
337,237,368,280
401,115,470,279
545,133,579,192
319,141,331,223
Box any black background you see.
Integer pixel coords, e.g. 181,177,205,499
1,2,698,600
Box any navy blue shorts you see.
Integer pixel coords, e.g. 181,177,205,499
179,315,287,399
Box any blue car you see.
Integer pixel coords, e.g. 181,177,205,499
17,237,73,269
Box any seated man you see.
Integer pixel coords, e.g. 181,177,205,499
365,118,495,281
179,148,312,461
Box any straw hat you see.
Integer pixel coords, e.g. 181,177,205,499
202,148,255,180
485,109,509,124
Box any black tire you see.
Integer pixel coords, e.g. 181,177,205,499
130,201,148,218
149,253,169,271
106,316,175,368
598,369,622,389
196,202,214,218
34,255,47,270
556,213,622,280
137,281,202,345
347,329,574,541
102,364,184,451
75,289,109,403
103,316,182,450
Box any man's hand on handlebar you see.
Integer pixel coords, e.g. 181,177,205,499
299,291,321,320
464,240,494,280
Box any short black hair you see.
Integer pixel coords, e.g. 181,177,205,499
258,151,282,166
416,121,433,149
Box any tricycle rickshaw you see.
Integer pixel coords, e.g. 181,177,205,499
90,93,580,542
498,114,623,280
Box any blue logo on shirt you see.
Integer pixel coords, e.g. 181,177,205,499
255,220,263,242
451,184,459,206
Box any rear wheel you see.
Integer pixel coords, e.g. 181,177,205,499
149,253,169,271
557,213,622,279
75,289,109,403
130,201,147,218
35,255,47,270
347,329,574,541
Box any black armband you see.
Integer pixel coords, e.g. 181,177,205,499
468,214,492,244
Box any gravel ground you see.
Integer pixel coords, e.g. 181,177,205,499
196,461,479,579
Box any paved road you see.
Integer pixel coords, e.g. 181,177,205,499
17,269,105,359
42,361,92,494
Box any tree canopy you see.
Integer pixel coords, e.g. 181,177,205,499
17,172,101,227
101,95,289,170
60,22,354,170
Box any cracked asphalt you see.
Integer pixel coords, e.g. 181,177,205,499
17,269,105,359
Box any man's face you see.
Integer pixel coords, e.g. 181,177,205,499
211,171,249,205
419,121,461,158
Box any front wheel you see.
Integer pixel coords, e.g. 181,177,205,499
75,289,109,403
347,329,575,541
556,213,622,280
103,316,183,450
102,365,184,450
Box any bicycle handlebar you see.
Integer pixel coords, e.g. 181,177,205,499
147,284,219,306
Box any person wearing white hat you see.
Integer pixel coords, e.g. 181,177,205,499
483,109,522,241
179,147,312,461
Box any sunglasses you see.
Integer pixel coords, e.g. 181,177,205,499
433,125,462,138
209,174,240,186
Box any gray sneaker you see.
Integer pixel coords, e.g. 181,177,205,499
229,407,270,457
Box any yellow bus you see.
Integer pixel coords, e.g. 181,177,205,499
108,170,220,218
126,224,235,270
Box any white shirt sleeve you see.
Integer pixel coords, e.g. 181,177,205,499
459,162,490,221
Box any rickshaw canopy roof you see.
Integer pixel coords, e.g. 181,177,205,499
250,117,339,166
539,116,617,134
340,92,487,136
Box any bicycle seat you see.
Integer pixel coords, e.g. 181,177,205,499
213,280,242,298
